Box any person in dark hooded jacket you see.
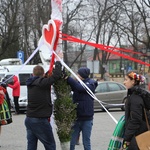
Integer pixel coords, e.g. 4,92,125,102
123,70,148,150
25,59,62,150
66,67,98,150
8,75,20,114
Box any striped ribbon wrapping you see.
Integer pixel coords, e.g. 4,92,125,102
0,99,12,125
108,115,125,150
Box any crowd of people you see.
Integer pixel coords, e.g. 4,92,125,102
1,51,150,150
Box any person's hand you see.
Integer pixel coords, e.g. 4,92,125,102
44,70,51,78
122,141,130,150
61,68,69,79
0,82,7,88
55,50,63,61
0,90,5,96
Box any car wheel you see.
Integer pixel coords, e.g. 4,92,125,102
121,97,127,111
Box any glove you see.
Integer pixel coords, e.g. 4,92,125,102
61,68,69,79
122,141,130,150
44,71,51,78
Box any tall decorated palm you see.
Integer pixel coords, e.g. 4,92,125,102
39,0,76,148
53,75,76,149
49,0,76,148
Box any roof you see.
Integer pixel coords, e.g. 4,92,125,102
0,58,22,65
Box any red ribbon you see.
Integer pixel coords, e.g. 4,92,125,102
48,20,62,75
60,33,150,67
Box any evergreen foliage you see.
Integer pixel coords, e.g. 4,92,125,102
54,77,76,143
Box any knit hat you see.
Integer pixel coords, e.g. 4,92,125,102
77,67,90,79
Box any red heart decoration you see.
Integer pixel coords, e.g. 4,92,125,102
42,19,62,75
44,25,54,45
42,20,56,49
42,20,62,50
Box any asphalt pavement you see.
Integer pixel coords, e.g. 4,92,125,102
0,110,124,150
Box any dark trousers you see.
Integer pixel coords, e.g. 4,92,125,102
14,96,19,113
70,120,93,150
25,117,56,150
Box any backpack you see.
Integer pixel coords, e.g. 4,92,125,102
0,99,12,125
133,86,150,110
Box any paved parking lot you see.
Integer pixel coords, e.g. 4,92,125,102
0,110,124,150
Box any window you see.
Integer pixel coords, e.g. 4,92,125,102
0,74,5,81
5,74,14,84
95,83,108,93
19,74,32,85
118,84,126,90
108,83,121,92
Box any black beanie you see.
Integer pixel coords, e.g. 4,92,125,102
77,67,90,79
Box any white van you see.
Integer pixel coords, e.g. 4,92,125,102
0,62,49,113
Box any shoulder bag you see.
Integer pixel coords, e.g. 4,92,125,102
135,108,150,150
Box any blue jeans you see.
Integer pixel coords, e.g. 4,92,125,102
70,120,93,150
25,117,56,150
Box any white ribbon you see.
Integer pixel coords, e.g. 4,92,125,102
1,38,118,124
2,41,43,84
53,50,118,124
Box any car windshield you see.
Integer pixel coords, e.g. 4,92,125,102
108,83,122,92
118,84,126,90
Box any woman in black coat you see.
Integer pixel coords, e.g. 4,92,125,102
123,70,148,150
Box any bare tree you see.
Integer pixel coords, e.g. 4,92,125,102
62,0,84,65
0,0,51,63
0,0,150,73
0,0,21,59
20,0,51,64
87,0,120,76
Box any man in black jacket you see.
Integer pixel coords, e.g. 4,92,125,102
25,60,62,150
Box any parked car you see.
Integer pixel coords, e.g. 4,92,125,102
94,81,127,111
10,96,28,113
12,81,127,113
18,96,28,113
